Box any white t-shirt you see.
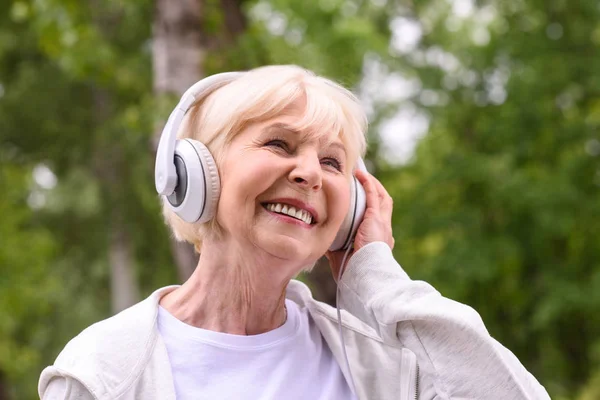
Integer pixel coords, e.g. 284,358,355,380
157,299,357,400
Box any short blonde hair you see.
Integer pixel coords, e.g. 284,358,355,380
162,65,367,253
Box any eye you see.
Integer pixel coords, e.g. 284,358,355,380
265,139,290,152
321,157,343,172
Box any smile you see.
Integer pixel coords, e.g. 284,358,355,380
262,202,315,225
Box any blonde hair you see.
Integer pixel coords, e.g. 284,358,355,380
162,65,367,253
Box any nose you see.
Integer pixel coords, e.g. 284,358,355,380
289,153,322,192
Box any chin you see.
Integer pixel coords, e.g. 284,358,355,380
256,233,316,263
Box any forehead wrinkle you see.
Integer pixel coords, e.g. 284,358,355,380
262,122,301,137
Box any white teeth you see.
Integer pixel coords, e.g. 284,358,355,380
265,203,313,224
302,210,312,225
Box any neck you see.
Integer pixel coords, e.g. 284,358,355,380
160,238,299,335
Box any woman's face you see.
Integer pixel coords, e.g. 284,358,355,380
216,107,351,266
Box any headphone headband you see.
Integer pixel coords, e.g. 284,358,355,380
155,72,245,195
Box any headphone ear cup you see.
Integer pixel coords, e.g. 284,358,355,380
166,155,189,208
329,175,367,251
164,139,220,223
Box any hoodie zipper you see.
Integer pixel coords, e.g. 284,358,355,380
400,348,419,400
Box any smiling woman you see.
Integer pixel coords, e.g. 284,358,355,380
39,66,550,400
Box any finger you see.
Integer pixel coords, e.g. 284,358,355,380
372,177,394,220
355,169,380,210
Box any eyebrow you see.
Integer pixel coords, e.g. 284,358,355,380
327,141,347,154
264,123,347,154
263,122,301,136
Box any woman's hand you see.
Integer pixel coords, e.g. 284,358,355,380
325,169,395,281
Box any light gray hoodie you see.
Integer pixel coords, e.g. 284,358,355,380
39,242,550,399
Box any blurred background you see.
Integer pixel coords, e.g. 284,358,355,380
1,0,599,398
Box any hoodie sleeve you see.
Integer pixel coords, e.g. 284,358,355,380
39,367,96,400
338,241,550,400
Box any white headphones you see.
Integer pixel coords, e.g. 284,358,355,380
155,72,366,251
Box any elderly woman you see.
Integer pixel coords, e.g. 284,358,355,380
39,65,549,400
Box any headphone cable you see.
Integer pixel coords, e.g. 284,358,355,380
335,244,358,397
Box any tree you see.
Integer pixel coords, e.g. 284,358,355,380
0,0,169,396
378,0,600,396
152,0,247,281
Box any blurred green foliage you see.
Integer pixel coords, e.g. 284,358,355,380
0,0,599,399
382,1,600,398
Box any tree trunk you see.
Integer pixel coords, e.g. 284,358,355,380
91,88,141,314
0,369,8,400
152,0,205,98
109,211,140,313
87,0,140,314
308,257,338,306
152,0,204,282
152,0,246,282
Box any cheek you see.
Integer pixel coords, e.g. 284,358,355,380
327,181,352,226
216,162,272,225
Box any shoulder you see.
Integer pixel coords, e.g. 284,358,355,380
42,286,178,398
286,279,380,340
